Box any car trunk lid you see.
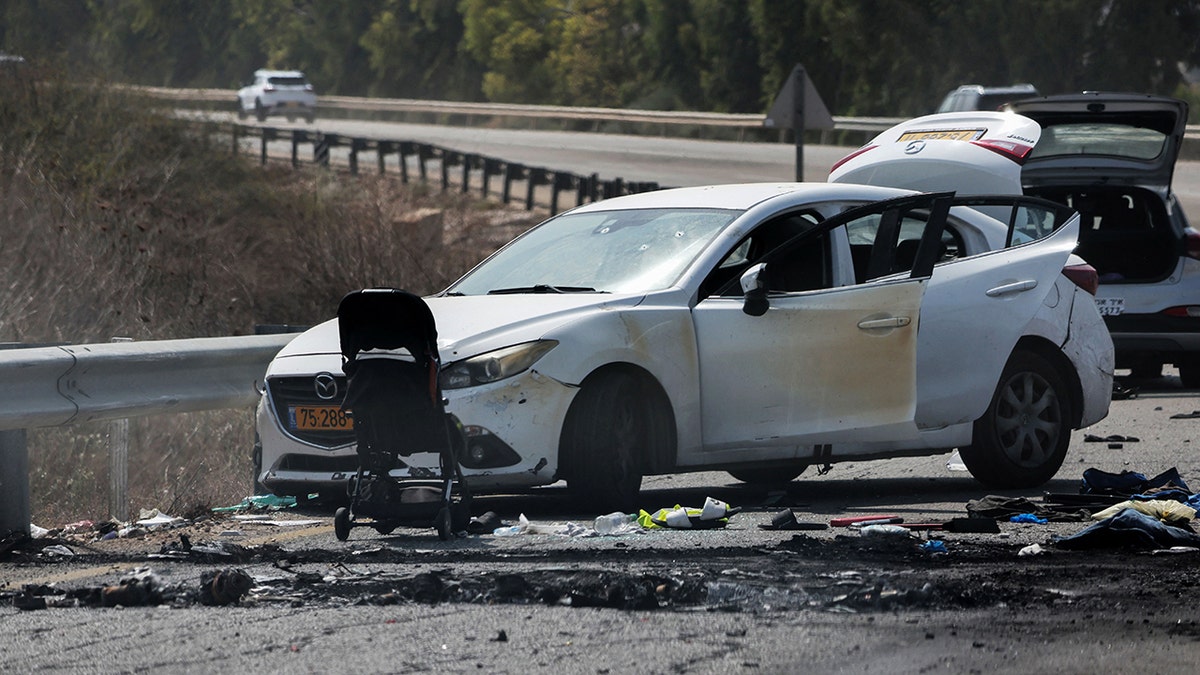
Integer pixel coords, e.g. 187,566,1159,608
1010,93,1188,194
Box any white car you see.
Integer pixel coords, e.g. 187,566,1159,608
831,94,1196,384
255,182,1113,510
236,69,317,123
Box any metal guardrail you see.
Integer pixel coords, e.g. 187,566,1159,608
136,85,1200,138
0,334,295,538
228,125,665,214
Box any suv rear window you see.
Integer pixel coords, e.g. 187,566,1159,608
1030,123,1167,161
268,76,308,86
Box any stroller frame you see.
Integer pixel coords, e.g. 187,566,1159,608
332,288,471,541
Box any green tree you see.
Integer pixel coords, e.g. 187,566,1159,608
459,0,562,102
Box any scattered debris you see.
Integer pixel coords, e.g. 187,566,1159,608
1056,508,1200,550
1170,410,1200,419
758,509,828,531
639,497,740,529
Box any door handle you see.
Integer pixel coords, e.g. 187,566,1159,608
857,317,911,330
986,280,1038,297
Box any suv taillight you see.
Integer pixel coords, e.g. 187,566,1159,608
263,83,276,92
1163,306,1200,318
1185,229,1200,260
970,139,1034,164
1062,263,1099,295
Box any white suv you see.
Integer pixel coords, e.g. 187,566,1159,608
237,69,317,123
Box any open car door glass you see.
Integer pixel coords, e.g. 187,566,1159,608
691,194,954,457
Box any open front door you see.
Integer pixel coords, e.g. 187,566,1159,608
691,194,954,460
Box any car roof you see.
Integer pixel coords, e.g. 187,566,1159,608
254,69,306,78
564,182,913,214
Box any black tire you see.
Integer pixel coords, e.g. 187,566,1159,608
236,98,247,120
960,350,1072,489
436,507,453,541
562,373,664,513
1179,356,1200,389
729,465,806,485
254,98,267,122
334,507,351,541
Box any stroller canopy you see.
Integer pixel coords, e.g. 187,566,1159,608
337,289,440,367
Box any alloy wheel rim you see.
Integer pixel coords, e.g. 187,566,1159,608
994,371,1061,468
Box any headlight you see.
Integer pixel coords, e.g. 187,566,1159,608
440,340,558,390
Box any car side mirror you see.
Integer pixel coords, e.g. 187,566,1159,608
740,263,769,317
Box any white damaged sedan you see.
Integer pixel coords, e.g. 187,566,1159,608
255,182,1113,510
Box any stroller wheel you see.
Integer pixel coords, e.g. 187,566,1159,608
334,507,351,541
436,507,453,541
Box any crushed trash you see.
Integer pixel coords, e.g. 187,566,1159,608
492,514,590,537
945,449,968,472
1018,543,1047,557
1084,434,1140,443
212,494,312,512
967,495,1090,522
829,514,902,527
639,497,739,529
758,509,829,531
593,512,640,536
920,540,948,554
136,509,185,529
1091,499,1196,525
1170,410,1200,419
199,569,254,606
859,524,914,538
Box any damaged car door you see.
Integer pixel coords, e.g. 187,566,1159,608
689,193,954,464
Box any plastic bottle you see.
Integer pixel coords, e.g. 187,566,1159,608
593,512,635,535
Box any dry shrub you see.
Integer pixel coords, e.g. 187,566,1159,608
2,67,543,525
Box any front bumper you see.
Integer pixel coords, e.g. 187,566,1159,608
255,368,578,496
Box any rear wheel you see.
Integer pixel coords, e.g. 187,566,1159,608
254,98,267,122
960,350,1072,489
236,97,247,120
562,372,666,513
729,465,806,485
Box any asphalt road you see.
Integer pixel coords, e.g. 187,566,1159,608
5,370,1200,673
212,112,1200,217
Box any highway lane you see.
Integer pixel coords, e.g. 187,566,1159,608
212,112,1200,216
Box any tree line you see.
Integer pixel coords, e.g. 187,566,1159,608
2,0,1198,118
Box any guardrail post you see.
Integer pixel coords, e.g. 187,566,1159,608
349,138,366,175
108,336,132,522
315,133,337,167
260,127,277,166
0,429,29,538
231,124,240,155
377,141,393,174
550,171,573,215
440,150,455,191
462,154,477,194
482,158,500,198
291,129,307,168
399,142,413,183
503,163,522,204
417,144,429,181
526,168,547,211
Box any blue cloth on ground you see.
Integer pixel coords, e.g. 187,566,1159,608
1055,508,1200,550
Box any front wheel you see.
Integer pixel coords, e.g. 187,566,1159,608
254,98,267,122
960,350,1072,489
562,373,664,513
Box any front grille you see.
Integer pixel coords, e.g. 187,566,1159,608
268,375,357,448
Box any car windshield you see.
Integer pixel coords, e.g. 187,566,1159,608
268,76,308,86
1030,123,1167,161
448,207,741,295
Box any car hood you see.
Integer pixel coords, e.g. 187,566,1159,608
829,111,1039,196
1009,93,1188,192
272,293,645,366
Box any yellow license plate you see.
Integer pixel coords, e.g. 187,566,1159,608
897,128,985,142
289,405,354,431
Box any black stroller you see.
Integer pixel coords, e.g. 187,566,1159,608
332,289,471,541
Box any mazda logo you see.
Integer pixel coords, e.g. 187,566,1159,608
314,372,338,400
904,140,926,155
